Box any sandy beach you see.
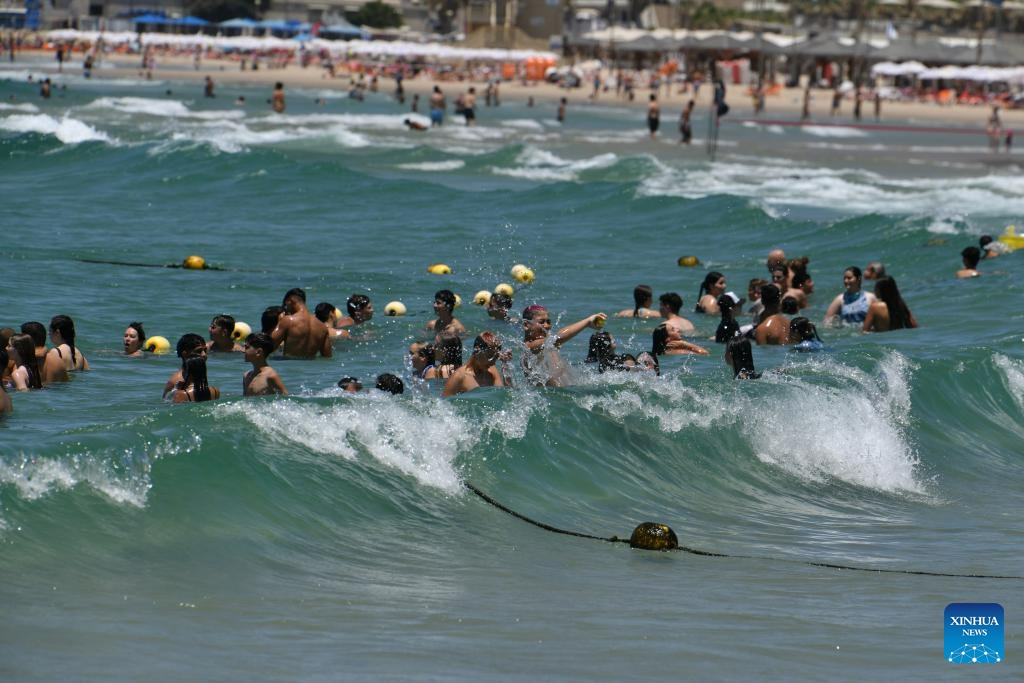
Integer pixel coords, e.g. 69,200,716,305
17,46,1022,132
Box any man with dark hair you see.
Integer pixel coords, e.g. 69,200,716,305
427,289,466,339
486,292,514,322
243,333,287,396
208,314,242,352
375,373,405,394
957,246,982,279
20,321,66,384
336,294,374,328
657,292,695,334
442,331,511,397
271,288,332,359
163,333,206,398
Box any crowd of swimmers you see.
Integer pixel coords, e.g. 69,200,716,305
0,236,1006,415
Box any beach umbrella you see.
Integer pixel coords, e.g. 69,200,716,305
132,13,170,25
172,16,209,27
219,18,259,28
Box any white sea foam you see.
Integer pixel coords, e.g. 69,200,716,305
85,96,193,118
802,125,870,138
491,146,619,182
0,449,153,508
0,102,39,112
994,353,1024,416
397,160,466,172
0,113,111,143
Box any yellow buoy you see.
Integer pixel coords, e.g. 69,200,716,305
384,301,407,316
182,255,207,270
510,263,529,279
628,522,679,551
677,255,700,267
427,263,452,275
473,290,492,306
145,335,171,354
453,293,463,308
494,283,514,297
333,307,344,322
232,321,252,341
514,268,535,285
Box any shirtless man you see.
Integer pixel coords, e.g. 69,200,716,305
657,292,696,335
20,321,67,384
462,87,477,126
208,314,243,352
442,331,511,397
426,289,466,339
957,246,981,279
429,85,445,127
271,288,332,359
522,305,606,387
766,248,787,274
336,294,374,328
754,284,790,345
647,94,660,138
271,82,285,113
242,333,288,396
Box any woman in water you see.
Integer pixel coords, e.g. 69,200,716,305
823,266,876,326
170,355,220,403
124,321,146,357
724,337,760,379
7,333,43,391
48,314,89,372
615,284,661,318
863,277,918,332
695,271,727,315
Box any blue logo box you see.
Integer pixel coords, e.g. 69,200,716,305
945,603,1003,663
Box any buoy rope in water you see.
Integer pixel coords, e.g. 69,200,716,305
464,482,1022,580
76,258,228,271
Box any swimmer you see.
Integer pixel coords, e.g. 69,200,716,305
404,118,428,131
409,341,437,380
21,321,67,384
48,315,90,372
426,290,466,340
164,333,207,398
442,331,511,396
336,294,373,328
7,333,43,390
615,285,662,319
124,321,146,357
754,284,790,345
207,314,243,352
651,322,710,356
724,337,759,379
0,348,11,414
242,332,288,396
170,355,220,403
522,305,606,387
957,246,982,279
271,288,332,359
337,377,362,393
375,373,405,394
657,292,696,334
863,277,918,332
271,81,285,113
823,266,877,325
695,272,727,315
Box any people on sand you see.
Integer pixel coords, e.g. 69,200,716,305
957,246,981,278
124,321,146,357
426,289,466,340
242,332,288,396
658,292,696,334
208,314,243,352
652,322,710,356
271,81,285,113
615,284,662,318
48,315,89,373
695,272,727,315
7,333,43,391
823,266,877,326
863,277,918,332
442,331,511,396
170,355,220,403
522,304,606,387
271,288,332,359
647,93,660,138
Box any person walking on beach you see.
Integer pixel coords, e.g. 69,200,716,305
647,93,660,138
271,82,286,113
429,85,445,127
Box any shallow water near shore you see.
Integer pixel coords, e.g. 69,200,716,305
2,64,1023,681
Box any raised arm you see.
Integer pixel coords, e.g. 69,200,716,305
553,313,607,349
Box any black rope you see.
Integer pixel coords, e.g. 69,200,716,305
465,482,1022,580
76,258,228,271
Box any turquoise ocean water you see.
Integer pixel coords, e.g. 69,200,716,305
2,60,1023,680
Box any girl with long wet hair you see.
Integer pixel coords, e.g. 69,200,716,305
8,333,43,390
695,271,726,314
864,277,918,332
171,356,220,403
49,314,89,372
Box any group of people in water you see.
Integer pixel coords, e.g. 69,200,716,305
3,236,1004,414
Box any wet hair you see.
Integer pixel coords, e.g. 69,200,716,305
759,283,782,311
788,256,809,275
632,285,654,317
770,267,788,291
435,333,463,366
651,324,672,356
411,340,436,367
489,292,512,310
748,278,768,296
979,235,993,248
865,261,886,278
0,327,15,350
726,337,759,379
961,246,981,269
781,296,800,315
715,294,739,342
375,373,405,394
127,321,146,345
522,304,547,321
337,376,362,391
20,321,47,347
245,332,275,357
845,265,863,282
313,302,336,323
434,289,456,313
791,271,811,291
10,333,42,389
181,355,213,401
873,277,914,330
347,294,371,316
789,317,821,343
210,314,235,335
283,287,306,305
261,306,284,334
0,347,7,381
636,351,660,376
49,314,80,365
585,331,617,372
659,292,683,315
472,331,500,356
696,272,724,311
176,333,206,359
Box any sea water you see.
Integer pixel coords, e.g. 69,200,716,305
1,62,1023,681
